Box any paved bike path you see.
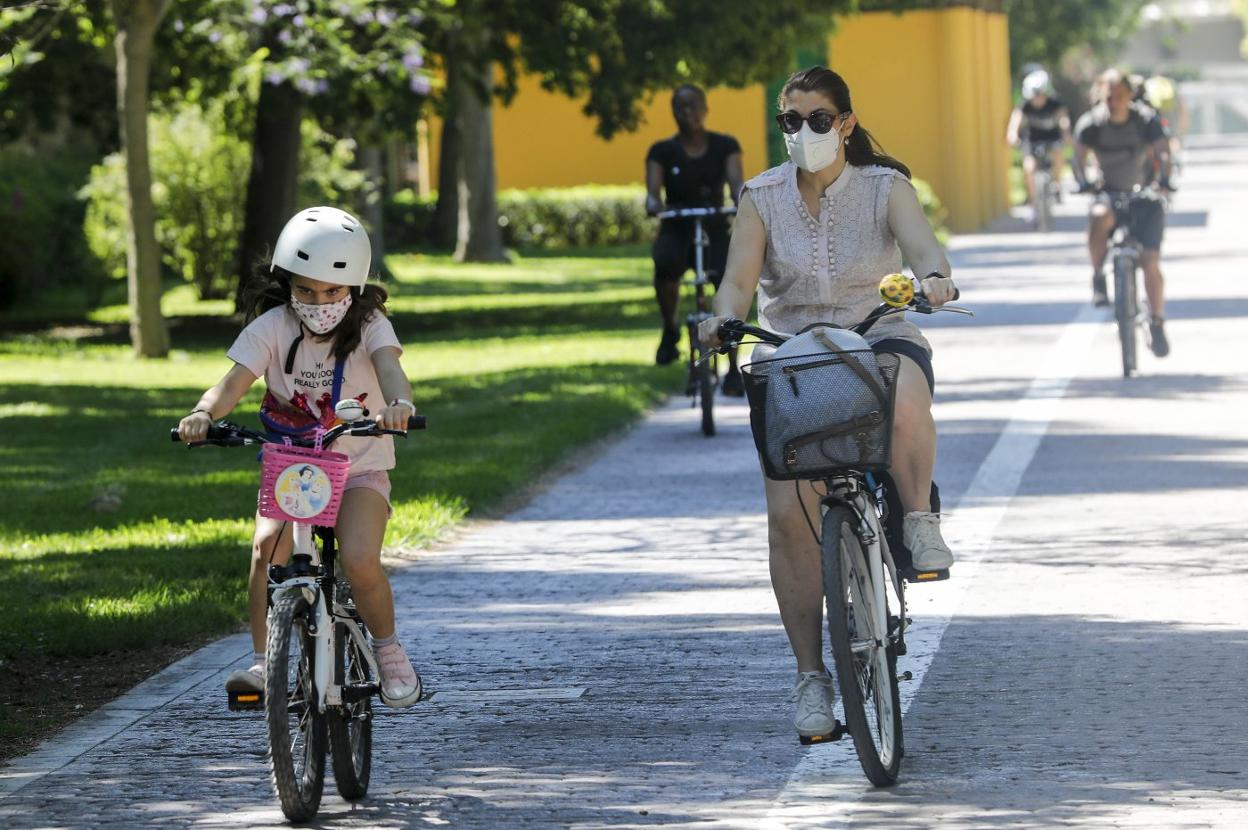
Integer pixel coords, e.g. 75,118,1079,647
3,141,1246,827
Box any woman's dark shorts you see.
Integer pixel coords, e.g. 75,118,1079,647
873,338,934,396
652,221,730,286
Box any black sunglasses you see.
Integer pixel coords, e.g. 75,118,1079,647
775,109,850,135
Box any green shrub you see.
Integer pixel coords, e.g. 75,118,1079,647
387,184,651,250
81,101,250,300
81,106,369,301
0,148,101,309
388,178,950,251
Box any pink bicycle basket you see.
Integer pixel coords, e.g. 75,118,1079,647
258,441,352,526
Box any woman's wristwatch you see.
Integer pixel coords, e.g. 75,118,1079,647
389,398,416,414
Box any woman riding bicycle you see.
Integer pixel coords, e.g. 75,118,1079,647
177,207,423,709
698,67,959,740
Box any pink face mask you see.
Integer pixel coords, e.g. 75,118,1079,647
290,294,353,334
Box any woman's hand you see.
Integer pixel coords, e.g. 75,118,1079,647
376,402,414,432
698,315,730,349
178,410,212,443
921,274,958,308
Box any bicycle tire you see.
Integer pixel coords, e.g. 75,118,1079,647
700,351,716,437
328,624,373,801
1034,170,1052,232
1113,254,1138,377
266,592,327,822
821,505,903,786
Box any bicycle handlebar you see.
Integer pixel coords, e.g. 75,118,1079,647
171,415,427,447
654,205,738,220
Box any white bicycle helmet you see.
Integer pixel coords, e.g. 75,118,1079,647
1022,70,1052,100
271,206,371,287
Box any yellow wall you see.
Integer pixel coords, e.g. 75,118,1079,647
426,8,1011,232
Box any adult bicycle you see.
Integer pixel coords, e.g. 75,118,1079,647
710,276,970,786
1028,141,1061,232
655,205,737,436
1104,186,1165,377
171,404,425,822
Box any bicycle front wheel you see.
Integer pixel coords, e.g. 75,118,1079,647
266,592,327,822
1113,254,1138,377
1034,171,1052,232
822,505,903,786
328,623,373,801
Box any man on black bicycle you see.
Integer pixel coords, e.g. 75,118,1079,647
1005,69,1071,221
1074,69,1174,356
646,84,746,392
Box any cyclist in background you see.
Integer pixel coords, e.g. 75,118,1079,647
1005,69,1071,218
1145,72,1187,172
646,84,746,394
1074,69,1174,356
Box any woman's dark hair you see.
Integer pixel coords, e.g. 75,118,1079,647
779,66,911,179
241,264,390,364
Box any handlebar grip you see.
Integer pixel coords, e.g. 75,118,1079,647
169,427,181,442
408,415,427,430
952,288,960,301
716,317,743,341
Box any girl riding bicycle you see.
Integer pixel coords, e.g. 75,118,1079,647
176,206,422,709
698,67,959,740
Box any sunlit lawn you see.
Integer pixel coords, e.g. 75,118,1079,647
0,245,681,686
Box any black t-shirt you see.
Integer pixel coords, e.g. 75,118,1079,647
1021,97,1065,143
646,131,741,228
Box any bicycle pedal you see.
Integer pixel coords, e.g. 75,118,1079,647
903,567,950,584
228,690,264,711
798,720,849,745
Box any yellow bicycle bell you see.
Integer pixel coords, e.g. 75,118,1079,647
879,273,914,308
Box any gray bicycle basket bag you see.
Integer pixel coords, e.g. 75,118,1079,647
742,326,900,480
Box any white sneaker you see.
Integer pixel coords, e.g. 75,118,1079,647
224,662,265,693
790,671,836,737
375,641,423,708
903,511,954,571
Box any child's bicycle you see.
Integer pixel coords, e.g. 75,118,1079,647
710,275,970,786
170,405,425,822
655,205,737,436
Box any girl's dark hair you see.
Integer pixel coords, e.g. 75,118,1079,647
241,265,390,364
779,66,911,179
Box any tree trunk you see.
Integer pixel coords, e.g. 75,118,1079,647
452,56,507,263
111,0,170,357
234,80,303,310
433,36,462,251
359,143,389,278
434,111,461,250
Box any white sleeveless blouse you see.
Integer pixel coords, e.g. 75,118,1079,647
744,161,931,354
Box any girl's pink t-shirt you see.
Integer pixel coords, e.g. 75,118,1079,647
227,305,403,473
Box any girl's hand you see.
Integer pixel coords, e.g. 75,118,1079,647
377,402,414,432
921,275,958,308
178,410,212,443
698,315,729,349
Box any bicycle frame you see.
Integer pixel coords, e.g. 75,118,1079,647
269,523,380,713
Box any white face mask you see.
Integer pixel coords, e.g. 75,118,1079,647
291,293,353,334
785,123,843,173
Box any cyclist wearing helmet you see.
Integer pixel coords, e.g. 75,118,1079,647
1074,69,1173,356
646,84,746,393
177,207,425,709
1005,69,1071,217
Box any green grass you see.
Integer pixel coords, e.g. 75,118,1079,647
0,244,679,665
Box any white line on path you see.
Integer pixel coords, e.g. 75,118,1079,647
762,305,1106,828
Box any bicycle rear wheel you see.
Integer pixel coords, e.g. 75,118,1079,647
699,350,716,436
1113,254,1138,377
328,623,373,800
822,505,903,786
266,592,327,822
